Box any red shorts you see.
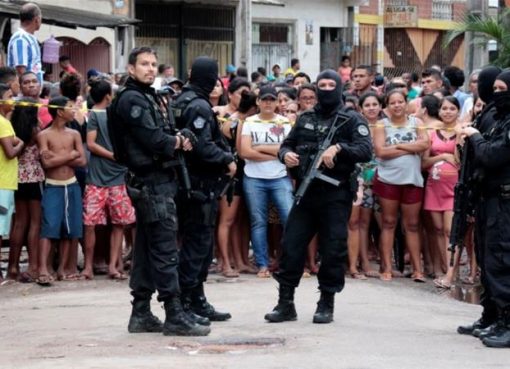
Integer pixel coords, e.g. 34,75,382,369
83,184,136,226
372,175,423,204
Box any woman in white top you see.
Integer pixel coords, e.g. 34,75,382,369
239,85,293,277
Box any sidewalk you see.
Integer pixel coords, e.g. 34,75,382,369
0,274,506,369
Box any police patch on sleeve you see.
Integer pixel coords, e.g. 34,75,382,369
358,125,369,137
130,105,142,119
193,116,206,129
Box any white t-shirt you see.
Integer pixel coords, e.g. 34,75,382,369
241,114,291,179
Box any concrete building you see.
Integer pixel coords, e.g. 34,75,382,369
353,0,468,77
251,0,365,78
133,0,365,79
0,0,137,81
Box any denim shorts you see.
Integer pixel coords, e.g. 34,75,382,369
0,189,15,237
41,180,83,239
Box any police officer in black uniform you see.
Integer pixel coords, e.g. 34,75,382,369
173,57,236,322
264,69,372,324
460,70,510,348
110,47,209,336
457,66,501,337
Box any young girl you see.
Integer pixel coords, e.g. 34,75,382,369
216,90,257,277
7,98,43,282
348,92,381,279
422,97,460,289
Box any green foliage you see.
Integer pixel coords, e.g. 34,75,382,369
444,9,510,67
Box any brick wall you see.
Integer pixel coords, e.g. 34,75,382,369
359,0,378,15
358,0,466,21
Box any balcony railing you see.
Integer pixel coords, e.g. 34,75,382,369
432,0,453,20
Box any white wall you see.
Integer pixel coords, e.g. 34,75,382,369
252,0,349,78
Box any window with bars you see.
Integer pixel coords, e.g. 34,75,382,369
432,0,453,20
258,24,289,43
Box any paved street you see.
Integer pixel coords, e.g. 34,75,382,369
0,274,507,369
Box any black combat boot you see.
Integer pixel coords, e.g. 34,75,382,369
473,321,503,338
264,284,297,323
189,284,231,321
313,291,335,324
181,290,211,326
458,317,495,336
482,308,510,348
457,307,497,337
128,298,163,333
163,297,211,336
474,309,505,338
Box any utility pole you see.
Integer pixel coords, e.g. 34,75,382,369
376,0,384,74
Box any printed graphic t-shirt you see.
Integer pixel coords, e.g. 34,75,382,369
241,114,291,179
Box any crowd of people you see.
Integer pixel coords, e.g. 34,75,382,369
0,52,485,289
1,1,510,347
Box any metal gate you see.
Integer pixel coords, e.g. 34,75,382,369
49,37,111,82
252,43,292,76
135,2,235,79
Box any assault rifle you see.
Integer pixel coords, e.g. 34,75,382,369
155,91,199,200
218,176,238,206
293,112,351,206
448,130,476,266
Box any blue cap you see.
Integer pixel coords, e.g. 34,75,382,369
87,68,100,79
226,64,236,73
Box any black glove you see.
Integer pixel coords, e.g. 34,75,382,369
178,128,198,147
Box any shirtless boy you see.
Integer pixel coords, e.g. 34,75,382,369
36,96,86,285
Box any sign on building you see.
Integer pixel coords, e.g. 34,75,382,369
384,6,418,28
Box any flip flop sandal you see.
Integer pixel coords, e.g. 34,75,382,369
109,272,128,280
433,278,452,289
222,269,240,278
380,272,392,281
412,273,426,283
350,272,368,280
256,269,271,278
36,275,52,287
60,274,84,281
460,276,475,285
18,272,35,283
363,270,380,278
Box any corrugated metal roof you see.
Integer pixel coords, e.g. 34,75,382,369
0,0,140,29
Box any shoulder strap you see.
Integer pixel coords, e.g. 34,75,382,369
408,115,417,128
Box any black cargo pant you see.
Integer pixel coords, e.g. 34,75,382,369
482,195,510,310
274,185,352,293
475,199,498,321
178,184,219,292
128,174,180,302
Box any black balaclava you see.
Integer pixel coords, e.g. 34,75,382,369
493,70,510,119
315,69,342,115
477,66,502,104
189,56,218,98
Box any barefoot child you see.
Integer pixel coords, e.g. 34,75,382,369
36,96,86,285
0,83,24,283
